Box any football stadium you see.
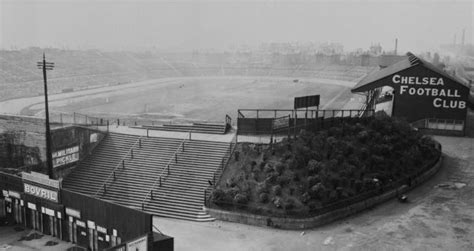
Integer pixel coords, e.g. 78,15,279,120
1,2,474,251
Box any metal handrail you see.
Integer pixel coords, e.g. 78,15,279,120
203,133,238,205
93,136,143,197
140,131,191,210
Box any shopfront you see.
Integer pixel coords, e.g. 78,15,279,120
1,171,172,250
21,171,63,238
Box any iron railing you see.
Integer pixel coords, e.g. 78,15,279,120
93,136,143,197
140,131,192,210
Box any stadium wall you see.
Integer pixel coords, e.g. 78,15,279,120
0,115,106,178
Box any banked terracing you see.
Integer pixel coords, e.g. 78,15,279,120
63,132,232,221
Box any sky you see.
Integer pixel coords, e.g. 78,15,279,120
0,0,472,53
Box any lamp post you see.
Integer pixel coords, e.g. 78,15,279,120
37,53,54,178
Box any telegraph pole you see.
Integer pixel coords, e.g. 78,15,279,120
37,53,55,179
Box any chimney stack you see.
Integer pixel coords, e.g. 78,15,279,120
395,38,398,55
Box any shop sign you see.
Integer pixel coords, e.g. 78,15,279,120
2,190,8,197
22,172,60,189
57,212,62,219
90,133,98,143
52,145,79,168
65,207,81,219
5,197,12,203
24,183,58,203
27,202,37,210
76,220,86,228
8,190,21,199
97,225,107,234
126,235,148,251
87,220,96,229
42,207,55,217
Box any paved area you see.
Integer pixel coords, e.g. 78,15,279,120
107,125,236,143
153,135,474,251
0,227,76,251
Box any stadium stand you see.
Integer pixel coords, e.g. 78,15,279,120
62,132,231,221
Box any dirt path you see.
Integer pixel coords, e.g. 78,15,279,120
153,136,474,251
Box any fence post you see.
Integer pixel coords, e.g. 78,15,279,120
168,165,170,175
139,138,142,148
142,203,144,210
113,171,116,180
151,190,154,200
159,176,162,187
104,184,106,193
131,149,134,159
204,189,207,205
183,142,185,152
107,120,109,132
122,159,125,169
175,154,177,163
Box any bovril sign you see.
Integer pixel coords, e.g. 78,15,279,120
392,74,466,109
24,183,59,203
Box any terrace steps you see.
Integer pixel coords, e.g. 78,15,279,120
62,132,231,221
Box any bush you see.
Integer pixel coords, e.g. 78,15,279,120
284,198,296,210
264,163,273,173
211,188,226,202
233,193,248,205
265,172,279,184
256,182,268,194
276,175,290,186
272,185,282,196
259,193,269,203
272,196,283,208
307,175,320,187
274,162,286,174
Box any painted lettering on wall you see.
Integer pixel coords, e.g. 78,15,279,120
52,145,79,168
393,74,466,110
24,183,58,203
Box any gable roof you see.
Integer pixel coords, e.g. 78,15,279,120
351,52,470,93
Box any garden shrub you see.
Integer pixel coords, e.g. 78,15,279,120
212,116,440,217
259,193,269,203
272,196,283,208
284,198,295,210
272,185,282,196
234,193,248,205
274,162,286,174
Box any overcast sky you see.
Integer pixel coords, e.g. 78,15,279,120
1,0,472,52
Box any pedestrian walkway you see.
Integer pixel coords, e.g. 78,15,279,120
107,125,236,143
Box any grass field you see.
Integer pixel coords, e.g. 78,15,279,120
23,77,354,124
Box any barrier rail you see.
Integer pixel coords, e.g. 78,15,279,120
140,131,192,210
93,137,143,197
203,133,238,205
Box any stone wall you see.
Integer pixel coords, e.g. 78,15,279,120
0,115,106,178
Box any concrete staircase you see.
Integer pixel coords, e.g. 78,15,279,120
62,132,232,221
62,133,139,195
142,139,231,221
